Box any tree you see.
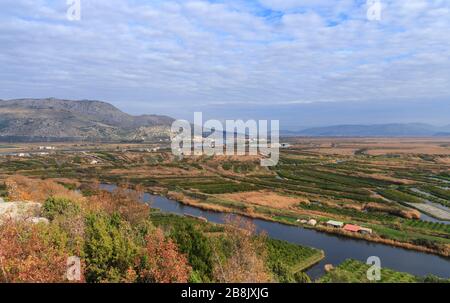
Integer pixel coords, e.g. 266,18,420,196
140,228,191,283
170,222,214,282
84,213,139,283
213,215,271,283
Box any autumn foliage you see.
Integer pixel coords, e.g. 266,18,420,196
213,216,271,283
0,175,275,284
0,221,71,283
87,184,150,225
140,228,192,283
5,175,84,203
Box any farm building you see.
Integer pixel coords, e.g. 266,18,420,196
308,219,317,226
343,224,362,233
359,227,373,235
326,220,344,228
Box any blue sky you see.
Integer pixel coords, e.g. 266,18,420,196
1,0,449,128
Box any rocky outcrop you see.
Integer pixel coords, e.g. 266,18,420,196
0,201,48,224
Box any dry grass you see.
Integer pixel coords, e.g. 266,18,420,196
218,191,308,210
4,175,85,203
288,138,450,156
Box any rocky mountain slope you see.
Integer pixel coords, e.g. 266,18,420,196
0,98,174,141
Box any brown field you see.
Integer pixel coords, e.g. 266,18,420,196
218,191,308,210
287,137,450,156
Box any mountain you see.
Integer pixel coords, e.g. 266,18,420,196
286,123,450,137
0,98,175,142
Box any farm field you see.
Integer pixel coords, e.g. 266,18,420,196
318,259,449,283
0,138,450,259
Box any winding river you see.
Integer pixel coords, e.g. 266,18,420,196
100,184,450,279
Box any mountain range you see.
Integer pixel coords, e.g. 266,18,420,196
0,98,174,142
283,123,450,137
1,98,449,141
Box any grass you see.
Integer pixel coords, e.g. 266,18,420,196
266,239,324,273
318,259,418,283
378,188,424,204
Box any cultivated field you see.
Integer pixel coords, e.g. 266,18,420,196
1,138,450,258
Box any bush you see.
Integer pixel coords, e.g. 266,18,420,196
170,222,214,282
140,228,191,283
0,221,73,283
42,197,81,221
84,213,139,283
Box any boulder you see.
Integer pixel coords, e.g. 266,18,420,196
0,201,42,224
324,264,334,272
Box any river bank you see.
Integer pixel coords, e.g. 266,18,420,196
157,188,449,258
100,183,450,279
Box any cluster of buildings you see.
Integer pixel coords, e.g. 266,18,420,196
296,217,373,235
38,146,56,150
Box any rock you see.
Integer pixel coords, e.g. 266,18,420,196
0,201,42,224
26,217,50,225
324,264,334,272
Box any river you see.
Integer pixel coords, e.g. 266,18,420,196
100,184,450,279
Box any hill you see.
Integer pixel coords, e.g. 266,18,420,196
0,98,174,142
288,123,449,137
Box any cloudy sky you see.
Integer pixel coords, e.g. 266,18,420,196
0,0,449,128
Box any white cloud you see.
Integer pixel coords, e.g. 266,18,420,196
0,0,449,113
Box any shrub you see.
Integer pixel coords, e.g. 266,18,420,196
140,228,191,283
84,213,139,283
87,185,150,225
170,222,214,282
213,216,271,283
0,221,72,283
42,197,81,221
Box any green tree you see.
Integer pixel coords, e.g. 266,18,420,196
84,213,138,282
170,222,214,282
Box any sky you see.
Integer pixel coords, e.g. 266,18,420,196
0,0,449,128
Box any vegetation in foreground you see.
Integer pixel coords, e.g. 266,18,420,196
0,176,319,283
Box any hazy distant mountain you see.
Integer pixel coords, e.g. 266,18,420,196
286,123,450,137
0,98,174,142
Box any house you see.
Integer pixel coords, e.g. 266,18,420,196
326,220,344,228
39,146,55,150
359,227,373,235
343,224,362,233
307,219,317,226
